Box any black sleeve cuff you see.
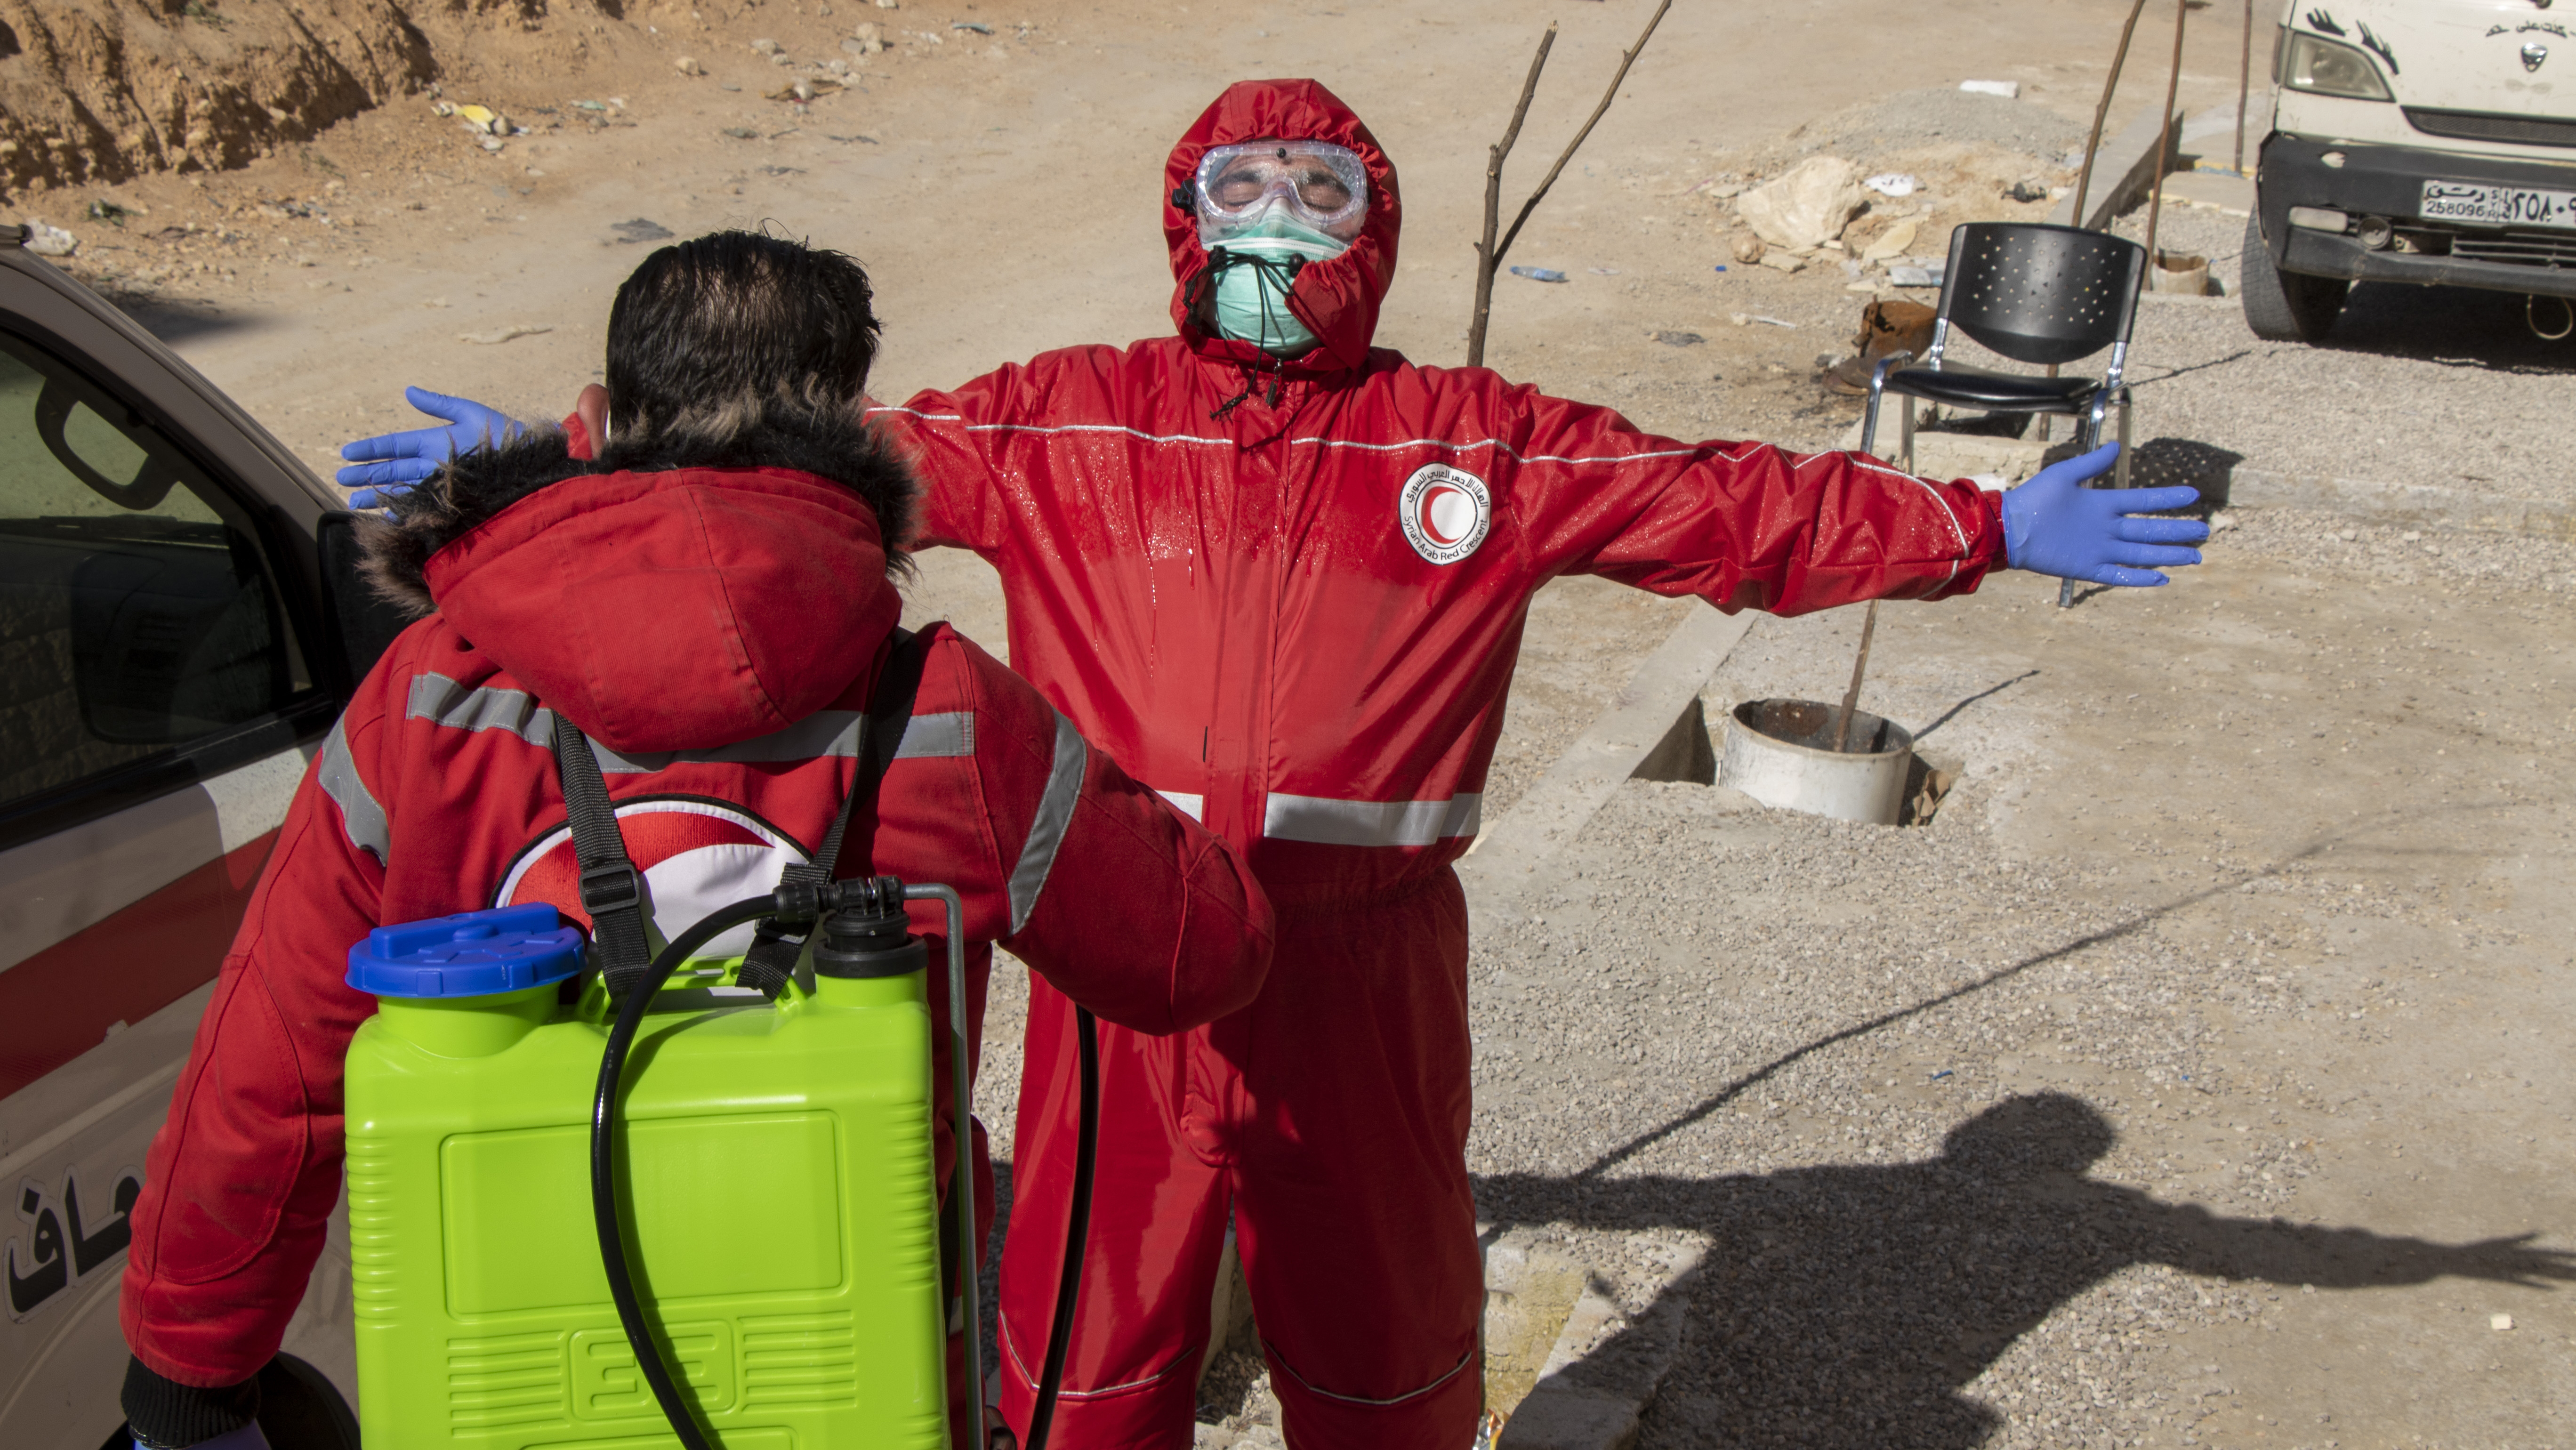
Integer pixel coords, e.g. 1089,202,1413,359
121,1355,260,1450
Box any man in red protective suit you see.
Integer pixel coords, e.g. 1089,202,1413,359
341,81,2205,1450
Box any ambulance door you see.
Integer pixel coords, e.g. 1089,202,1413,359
0,237,381,1450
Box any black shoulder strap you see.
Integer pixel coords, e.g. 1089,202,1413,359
735,629,931,997
550,722,655,1001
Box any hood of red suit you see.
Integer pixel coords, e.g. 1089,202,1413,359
1164,78,1402,371
418,461,900,757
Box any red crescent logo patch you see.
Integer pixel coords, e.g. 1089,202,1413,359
1398,464,1491,565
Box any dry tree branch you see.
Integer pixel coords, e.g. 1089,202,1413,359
1466,24,1557,370
1493,0,1675,269
2069,0,2153,228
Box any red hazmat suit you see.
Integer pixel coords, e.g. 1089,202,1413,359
115,438,1273,1440
866,80,2008,1448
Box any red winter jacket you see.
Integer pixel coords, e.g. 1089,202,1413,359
118,420,1272,1386
868,79,2009,905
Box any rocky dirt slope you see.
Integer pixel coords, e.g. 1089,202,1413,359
0,0,635,200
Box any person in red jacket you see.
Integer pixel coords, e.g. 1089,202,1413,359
118,232,1274,1450
340,81,2205,1450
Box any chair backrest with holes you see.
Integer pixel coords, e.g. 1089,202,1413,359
1936,223,2146,369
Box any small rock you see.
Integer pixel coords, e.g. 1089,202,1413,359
875,0,899,8
1759,251,1807,274
1864,173,1918,198
2004,179,2048,203
1736,155,1865,250
750,36,782,54
457,324,552,346
1960,79,2021,98
22,221,77,257
846,22,886,52
2491,1313,2514,1331
1861,218,1920,263
1731,234,1765,266
1654,331,1705,347
675,55,704,75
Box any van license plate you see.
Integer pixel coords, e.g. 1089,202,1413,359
2420,180,2576,229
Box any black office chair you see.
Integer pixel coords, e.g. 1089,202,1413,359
1858,223,2149,606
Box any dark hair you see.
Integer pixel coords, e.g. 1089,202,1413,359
355,231,916,614
604,229,882,437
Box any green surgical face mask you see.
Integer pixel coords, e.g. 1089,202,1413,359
1207,214,1346,357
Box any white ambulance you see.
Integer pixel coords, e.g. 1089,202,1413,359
0,226,397,1449
2245,0,2576,339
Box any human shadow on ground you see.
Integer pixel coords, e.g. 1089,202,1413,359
1473,815,2574,1446
1475,1091,2574,1449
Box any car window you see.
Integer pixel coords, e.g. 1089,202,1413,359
0,327,315,808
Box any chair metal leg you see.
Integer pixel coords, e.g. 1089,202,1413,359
1858,357,1903,460
1900,395,1916,474
2114,388,2134,490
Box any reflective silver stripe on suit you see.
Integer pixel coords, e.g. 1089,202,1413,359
316,714,389,863
1006,711,1087,934
1261,791,1482,847
406,673,553,749
406,673,974,768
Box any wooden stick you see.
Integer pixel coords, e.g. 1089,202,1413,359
2141,0,2190,281
2069,0,2152,230
1492,0,1675,270
1832,600,1880,754
2235,0,2254,176
1467,24,1557,370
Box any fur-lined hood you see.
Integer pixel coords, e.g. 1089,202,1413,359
359,404,915,616
353,408,915,755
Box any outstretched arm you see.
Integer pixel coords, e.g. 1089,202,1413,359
335,387,535,503
1501,381,2201,613
2144,1191,2576,1292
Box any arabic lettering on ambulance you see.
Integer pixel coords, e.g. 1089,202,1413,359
7,1166,141,1320
2490,20,2569,36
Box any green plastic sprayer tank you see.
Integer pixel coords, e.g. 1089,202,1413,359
341,902,949,1450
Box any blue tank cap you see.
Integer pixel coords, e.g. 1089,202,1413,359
347,903,587,999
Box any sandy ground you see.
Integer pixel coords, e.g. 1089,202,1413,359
15,0,2576,1444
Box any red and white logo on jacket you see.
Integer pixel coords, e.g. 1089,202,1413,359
1398,464,1491,565
496,797,809,958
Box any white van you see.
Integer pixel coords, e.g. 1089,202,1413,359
2243,0,2576,339
0,227,396,1449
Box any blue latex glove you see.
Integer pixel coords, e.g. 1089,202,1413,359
337,387,528,506
137,1423,271,1450
2000,443,2210,587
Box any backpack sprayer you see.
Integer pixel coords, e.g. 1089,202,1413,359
341,638,1096,1450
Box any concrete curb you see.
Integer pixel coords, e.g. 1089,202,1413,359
2220,467,2576,542
1456,605,1755,918
2046,105,2184,231
1492,1242,1707,1450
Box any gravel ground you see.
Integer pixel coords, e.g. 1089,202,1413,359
1468,782,2302,1449
1454,539,2576,1447
2064,203,2576,507
1784,88,2087,172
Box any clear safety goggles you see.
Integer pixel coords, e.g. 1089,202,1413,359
1192,141,1368,245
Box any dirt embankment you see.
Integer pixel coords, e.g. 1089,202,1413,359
0,0,637,201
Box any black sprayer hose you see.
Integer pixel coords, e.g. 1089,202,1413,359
1022,1004,1100,1450
589,894,779,1450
